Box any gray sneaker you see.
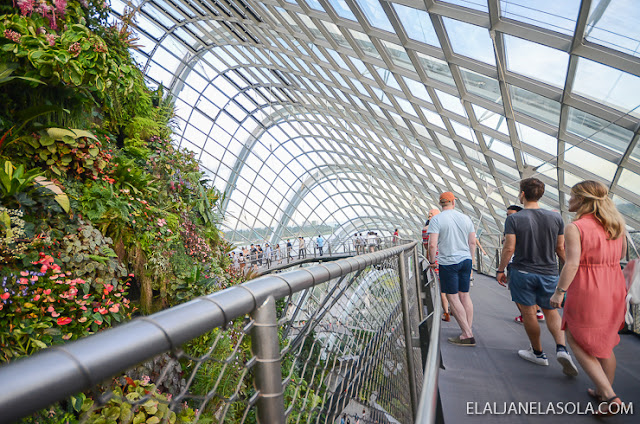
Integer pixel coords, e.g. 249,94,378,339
557,349,579,377
448,336,476,346
518,346,548,366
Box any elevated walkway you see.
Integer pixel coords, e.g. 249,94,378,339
255,252,354,276
439,273,640,424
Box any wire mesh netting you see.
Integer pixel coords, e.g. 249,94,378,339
278,254,422,423
17,251,424,424
59,319,258,423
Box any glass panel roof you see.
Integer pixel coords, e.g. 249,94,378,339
585,0,640,58
500,0,581,36
113,0,640,248
393,4,440,47
442,17,496,65
504,35,569,88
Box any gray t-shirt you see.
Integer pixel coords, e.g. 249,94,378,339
427,209,474,266
504,208,564,275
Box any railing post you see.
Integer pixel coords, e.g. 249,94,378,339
413,247,424,321
251,296,285,424
398,250,419,420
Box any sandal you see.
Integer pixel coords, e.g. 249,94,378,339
593,396,622,417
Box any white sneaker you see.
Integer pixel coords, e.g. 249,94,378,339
557,349,579,377
518,346,549,366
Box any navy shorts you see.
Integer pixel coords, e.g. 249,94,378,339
509,268,558,309
438,259,472,294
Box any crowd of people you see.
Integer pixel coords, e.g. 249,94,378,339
426,178,629,416
229,235,325,272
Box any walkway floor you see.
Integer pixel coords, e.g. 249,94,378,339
439,273,640,424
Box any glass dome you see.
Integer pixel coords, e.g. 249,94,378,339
110,0,640,250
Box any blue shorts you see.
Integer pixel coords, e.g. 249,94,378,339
438,259,472,294
509,268,558,310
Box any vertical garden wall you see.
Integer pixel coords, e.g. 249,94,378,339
0,0,245,388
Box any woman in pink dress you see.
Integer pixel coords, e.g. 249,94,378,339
550,181,627,416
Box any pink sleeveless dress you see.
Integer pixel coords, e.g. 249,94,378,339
561,214,626,358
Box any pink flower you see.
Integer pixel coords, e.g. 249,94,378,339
19,278,29,285
17,0,34,16
30,275,38,282
57,317,72,325
78,316,87,322
47,306,55,312
52,0,67,16
43,289,51,295
0,292,9,300
68,42,81,57
33,295,41,301
20,271,29,277
51,311,60,317
97,307,107,315
45,33,56,46
109,304,119,313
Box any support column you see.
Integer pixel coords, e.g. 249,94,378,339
398,251,419,420
251,296,285,423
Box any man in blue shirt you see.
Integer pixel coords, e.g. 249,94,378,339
428,192,476,346
316,235,324,256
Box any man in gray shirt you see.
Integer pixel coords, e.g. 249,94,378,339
496,178,578,376
428,192,476,346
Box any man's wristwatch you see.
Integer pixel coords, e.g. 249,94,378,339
429,261,436,265
556,286,567,293
496,270,504,274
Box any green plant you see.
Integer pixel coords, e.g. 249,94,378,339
0,159,71,212
19,128,111,178
0,62,44,86
0,159,42,199
0,206,40,262
55,219,129,291
77,377,196,424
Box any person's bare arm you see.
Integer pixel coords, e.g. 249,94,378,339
556,234,566,264
496,234,515,286
428,233,439,267
621,233,628,261
468,232,477,259
550,224,581,308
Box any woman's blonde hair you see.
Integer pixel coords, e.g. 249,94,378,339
571,180,625,239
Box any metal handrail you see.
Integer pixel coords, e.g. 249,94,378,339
415,267,442,424
0,242,436,423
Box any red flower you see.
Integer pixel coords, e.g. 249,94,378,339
57,317,72,325
0,292,9,300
